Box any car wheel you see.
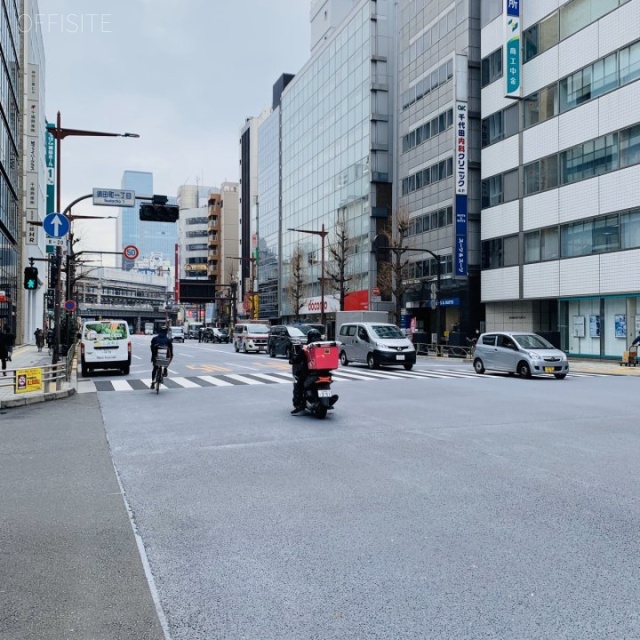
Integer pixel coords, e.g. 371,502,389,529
234,342,239,352
554,373,567,380
269,346,276,358
339,351,348,366
367,353,378,370
243,343,249,354
81,362,90,377
122,365,130,375
473,358,485,374
518,361,532,378
403,363,413,371
287,346,294,361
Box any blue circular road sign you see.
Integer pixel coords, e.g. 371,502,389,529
43,212,70,238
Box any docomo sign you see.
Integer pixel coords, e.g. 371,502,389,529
299,295,340,315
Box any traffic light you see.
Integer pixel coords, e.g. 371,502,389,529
139,195,179,222
24,266,39,290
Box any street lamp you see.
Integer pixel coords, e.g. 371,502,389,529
287,224,328,329
48,111,139,364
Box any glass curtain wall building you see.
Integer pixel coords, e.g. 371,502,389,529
279,0,395,326
0,0,20,332
480,0,640,357
118,170,178,271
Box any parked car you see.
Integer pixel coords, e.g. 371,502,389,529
169,326,184,342
268,325,307,359
338,322,416,370
472,331,569,379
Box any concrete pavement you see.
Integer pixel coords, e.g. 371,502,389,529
0,392,167,640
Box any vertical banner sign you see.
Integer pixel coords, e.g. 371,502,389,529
26,64,40,245
174,243,180,302
46,127,56,215
455,101,468,277
505,0,522,98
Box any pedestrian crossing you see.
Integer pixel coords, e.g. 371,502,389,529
77,367,609,393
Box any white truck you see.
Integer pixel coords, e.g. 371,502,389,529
334,311,390,337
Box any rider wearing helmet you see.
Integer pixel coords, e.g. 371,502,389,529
150,325,173,389
289,328,322,414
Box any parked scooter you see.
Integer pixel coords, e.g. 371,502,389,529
291,336,339,419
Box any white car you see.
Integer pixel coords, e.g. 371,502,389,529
169,326,184,342
80,320,131,376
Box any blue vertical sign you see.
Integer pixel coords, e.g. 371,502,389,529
454,102,468,277
505,0,522,98
45,125,56,215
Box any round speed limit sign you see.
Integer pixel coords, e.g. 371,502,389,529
123,244,139,261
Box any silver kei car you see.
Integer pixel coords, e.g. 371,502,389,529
473,331,569,379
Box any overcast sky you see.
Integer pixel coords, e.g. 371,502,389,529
41,0,310,255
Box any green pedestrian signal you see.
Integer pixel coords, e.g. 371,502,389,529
24,266,39,290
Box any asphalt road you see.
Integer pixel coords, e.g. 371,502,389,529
87,339,640,639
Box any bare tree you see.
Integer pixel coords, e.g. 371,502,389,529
326,215,353,310
375,207,411,325
287,244,306,322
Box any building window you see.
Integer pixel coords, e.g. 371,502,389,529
560,133,618,184
482,175,502,208
619,40,640,83
481,48,503,88
620,124,640,167
523,85,558,127
523,12,559,62
621,209,640,249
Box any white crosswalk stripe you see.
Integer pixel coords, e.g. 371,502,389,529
78,368,609,393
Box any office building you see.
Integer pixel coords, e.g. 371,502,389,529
480,0,640,357
264,0,396,331
116,170,178,271
1,0,21,336
396,0,482,337
177,184,217,281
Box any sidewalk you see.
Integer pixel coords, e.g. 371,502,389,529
0,343,76,409
0,392,167,640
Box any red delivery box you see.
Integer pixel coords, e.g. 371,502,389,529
307,343,339,370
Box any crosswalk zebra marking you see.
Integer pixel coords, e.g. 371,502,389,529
79,367,609,393
198,375,234,387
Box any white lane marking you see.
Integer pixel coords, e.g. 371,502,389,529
166,376,201,388
249,373,292,384
77,380,96,393
132,354,143,360
111,379,135,391
346,369,425,380
224,374,263,385
331,370,379,381
224,362,259,370
198,375,234,387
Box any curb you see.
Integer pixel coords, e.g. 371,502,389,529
0,387,76,410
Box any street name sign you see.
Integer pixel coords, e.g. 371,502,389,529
93,188,136,207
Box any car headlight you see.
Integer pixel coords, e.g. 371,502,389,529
527,351,542,360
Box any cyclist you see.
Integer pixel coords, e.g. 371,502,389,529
150,325,173,390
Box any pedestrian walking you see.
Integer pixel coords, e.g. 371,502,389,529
34,328,44,351
3,326,15,362
0,329,8,376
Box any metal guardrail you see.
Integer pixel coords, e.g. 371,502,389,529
414,343,474,360
0,344,75,395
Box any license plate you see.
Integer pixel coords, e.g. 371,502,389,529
544,366,555,373
318,389,331,398
396,355,405,360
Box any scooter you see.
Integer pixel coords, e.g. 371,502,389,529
294,341,340,419
301,369,339,419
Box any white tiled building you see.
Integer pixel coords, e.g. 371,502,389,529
480,0,640,357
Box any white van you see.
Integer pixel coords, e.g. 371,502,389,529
80,320,131,376
338,322,416,370
233,322,270,353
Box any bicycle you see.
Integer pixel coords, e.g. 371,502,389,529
153,347,172,394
